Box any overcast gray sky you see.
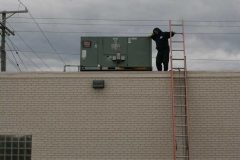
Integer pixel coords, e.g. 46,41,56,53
1,0,240,72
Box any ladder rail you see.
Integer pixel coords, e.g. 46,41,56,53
169,20,177,160
184,56,191,159
183,20,190,155
182,20,186,58
182,20,190,157
169,20,190,160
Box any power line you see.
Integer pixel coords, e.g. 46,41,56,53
6,41,28,71
10,17,240,23
6,22,44,71
7,14,240,69
152,57,240,62
6,36,42,71
15,32,53,71
184,20,240,23
11,17,170,22
0,1,28,72
13,30,240,35
189,58,240,62
7,40,41,71
5,42,22,71
7,37,28,70
1,0,55,72
11,52,22,71
186,32,240,35
6,49,80,56
6,49,79,55
6,54,20,71
8,21,240,28
27,11,66,65
7,50,240,62
9,21,168,27
7,20,163,26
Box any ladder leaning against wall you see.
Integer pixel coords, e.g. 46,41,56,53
169,20,190,160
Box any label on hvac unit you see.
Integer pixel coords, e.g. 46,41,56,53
111,44,120,50
128,37,138,44
81,50,87,60
94,42,98,48
112,38,120,51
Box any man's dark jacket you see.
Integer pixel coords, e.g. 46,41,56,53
151,32,175,51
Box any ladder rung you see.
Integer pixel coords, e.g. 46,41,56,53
176,135,188,137
173,77,185,79
172,58,184,60
173,76,185,78
172,41,184,43
175,105,186,107
172,50,184,51
177,145,188,148
174,95,185,97
176,156,189,158
173,67,185,70
174,32,184,35
173,74,185,75
171,24,183,26
176,125,187,127
174,86,185,88
175,115,187,117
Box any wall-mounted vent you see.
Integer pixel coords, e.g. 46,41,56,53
92,80,104,89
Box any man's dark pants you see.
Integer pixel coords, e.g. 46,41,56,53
156,48,169,71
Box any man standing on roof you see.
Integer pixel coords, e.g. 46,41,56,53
151,28,175,71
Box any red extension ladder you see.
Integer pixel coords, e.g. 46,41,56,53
169,20,190,160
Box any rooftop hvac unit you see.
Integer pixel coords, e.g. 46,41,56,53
80,37,152,71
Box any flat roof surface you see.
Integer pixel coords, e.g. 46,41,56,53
0,71,240,79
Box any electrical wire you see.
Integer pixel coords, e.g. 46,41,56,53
16,0,66,66
6,36,42,71
8,21,167,27
189,58,240,62
7,8,240,69
2,0,43,72
6,42,25,71
11,16,170,22
6,22,46,71
15,32,53,71
10,17,240,23
7,50,239,62
7,42,42,71
8,21,240,28
27,12,66,65
5,42,22,71
8,45,28,71
7,37,28,71
6,54,20,71
6,49,80,56
17,0,28,11
6,22,51,71
13,30,240,35
151,57,240,62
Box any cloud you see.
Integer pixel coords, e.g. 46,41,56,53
1,0,240,71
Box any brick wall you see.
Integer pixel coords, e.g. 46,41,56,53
188,73,240,160
0,72,239,160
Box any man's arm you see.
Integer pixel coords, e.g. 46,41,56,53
150,33,157,40
166,31,175,38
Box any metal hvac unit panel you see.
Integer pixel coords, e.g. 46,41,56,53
80,37,99,70
128,37,152,67
100,37,128,69
80,37,152,71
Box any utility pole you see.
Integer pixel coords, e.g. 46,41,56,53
1,12,7,72
0,8,28,72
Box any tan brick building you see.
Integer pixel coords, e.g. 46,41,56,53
0,72,239,160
